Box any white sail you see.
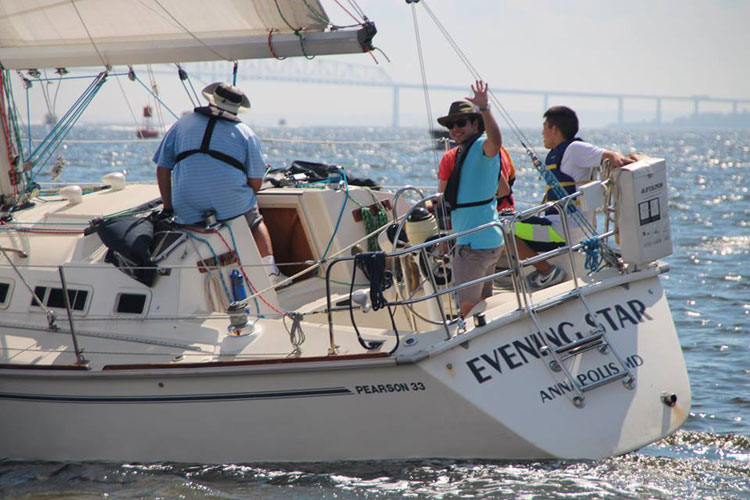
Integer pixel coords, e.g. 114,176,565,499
0,0,374,69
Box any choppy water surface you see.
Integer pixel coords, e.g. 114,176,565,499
1,126,748,499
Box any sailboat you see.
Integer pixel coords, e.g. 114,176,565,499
0,0,689,463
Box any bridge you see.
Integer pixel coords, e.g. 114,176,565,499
153,60,750,128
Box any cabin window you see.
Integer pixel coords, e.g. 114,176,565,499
0,281,11,308
31,285,89,311
116,293,148,314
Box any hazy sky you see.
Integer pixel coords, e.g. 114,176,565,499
14,0,750,128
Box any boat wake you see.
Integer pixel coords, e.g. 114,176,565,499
1,431,748,499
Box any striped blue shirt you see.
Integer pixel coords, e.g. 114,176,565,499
152,112,265,224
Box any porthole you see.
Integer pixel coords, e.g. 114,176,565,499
115,293,148,314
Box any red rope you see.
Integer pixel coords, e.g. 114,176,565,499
267,29,286,60
334,0,361,24
0,72,18,196
213,228,285,315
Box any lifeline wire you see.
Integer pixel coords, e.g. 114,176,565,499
113,71,141,133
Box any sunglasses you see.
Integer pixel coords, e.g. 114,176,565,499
447,118,469,130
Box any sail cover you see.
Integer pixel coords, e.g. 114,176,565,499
0,0,375,69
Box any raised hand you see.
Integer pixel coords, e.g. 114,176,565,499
466,80,489,109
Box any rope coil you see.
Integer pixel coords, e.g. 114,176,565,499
582,237,601,271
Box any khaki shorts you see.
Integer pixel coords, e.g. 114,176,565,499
243,204,264,230
453,245,500,304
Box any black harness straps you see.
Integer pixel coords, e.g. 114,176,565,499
443,133,496,209
174,107,246,174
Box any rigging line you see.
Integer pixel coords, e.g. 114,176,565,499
175,65,194,106
272,0,298,32
418,3,605,250
27,75,100,162
176,64,201,107
29,79,104,178
347,0,367,20
147,65,167,132
183,65,202,103
334,0,362,24
39,70,54,117
25,85,31,155
420,2,537,161
113,72,141,134
69,0,108,68
301,0,329,25
4,73,25,163
151,0,230,62
419,3,589,215
410,4,440,170
133,76,179,119
52,70,63,113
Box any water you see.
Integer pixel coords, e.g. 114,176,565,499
2,125,749,499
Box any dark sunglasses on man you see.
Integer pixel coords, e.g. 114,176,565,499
447,118,469,130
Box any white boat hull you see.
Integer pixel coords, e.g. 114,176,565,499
0,274,689,463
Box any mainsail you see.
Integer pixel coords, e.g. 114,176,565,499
0,0,375,69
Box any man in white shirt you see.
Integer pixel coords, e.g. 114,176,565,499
515,106,634,290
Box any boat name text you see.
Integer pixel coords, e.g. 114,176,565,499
465,299,652,384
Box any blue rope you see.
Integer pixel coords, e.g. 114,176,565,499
133,76,180,120
224,223,263,317
27,74,107,184
320,168,349,260
187,233,233,303
28,73,102,162
582,237,601,271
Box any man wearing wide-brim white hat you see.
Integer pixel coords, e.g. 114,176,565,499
154,82,287,287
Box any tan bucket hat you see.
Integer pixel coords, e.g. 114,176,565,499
202,82,251,114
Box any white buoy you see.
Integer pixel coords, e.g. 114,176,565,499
102,172,126,191
59,185,83,205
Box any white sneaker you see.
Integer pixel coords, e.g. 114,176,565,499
527,265,566,290
268,272,291,289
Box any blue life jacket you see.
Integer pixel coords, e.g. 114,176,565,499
544,137,582,216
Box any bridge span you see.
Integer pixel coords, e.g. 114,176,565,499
154,60,750,128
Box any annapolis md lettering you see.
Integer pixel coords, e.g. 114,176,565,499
538,354,644,403
465,299,652,384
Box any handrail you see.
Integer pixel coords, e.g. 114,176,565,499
322,181,621,351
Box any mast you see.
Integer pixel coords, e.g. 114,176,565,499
0,70,20,209
0,118,14,205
